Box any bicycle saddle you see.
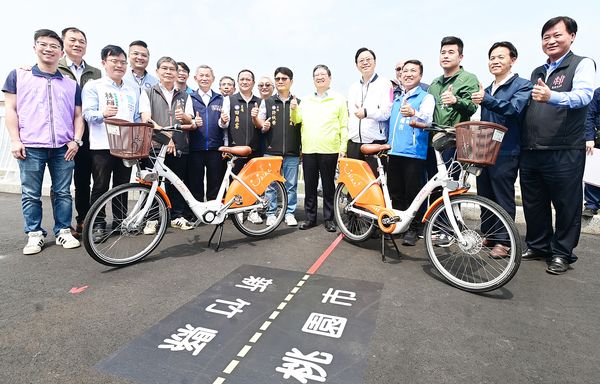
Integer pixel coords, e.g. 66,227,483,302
360,143,391,155
218,146,252,157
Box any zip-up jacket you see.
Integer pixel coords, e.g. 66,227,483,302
264,95,302,156
227,92,261,151
189,91,225,150
585,87,600,145
388,86,431,159
15,67,78,148
522,52,590,150
144,85,190,154
428,67,479,126
58,57,101,90
480,74,533,156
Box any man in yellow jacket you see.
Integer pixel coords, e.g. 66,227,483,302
291,64,348,232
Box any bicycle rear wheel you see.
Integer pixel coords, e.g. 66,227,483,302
83,183,169,267
333,183,376,242
231,180,288,237
423,194,521,293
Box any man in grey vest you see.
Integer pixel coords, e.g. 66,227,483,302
520,16,596,275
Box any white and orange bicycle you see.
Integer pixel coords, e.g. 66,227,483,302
334,122,521,292
83,119,287,267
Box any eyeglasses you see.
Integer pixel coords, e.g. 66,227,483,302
357,57,373,65
258,83,272,88
159,66,177,72
395,67,403,71
36,41,62,51
107,59,127,66
274,77,289,82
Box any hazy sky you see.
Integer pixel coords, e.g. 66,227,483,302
2,0,599,100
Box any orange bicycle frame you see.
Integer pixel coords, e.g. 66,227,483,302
224,156,286,208
337,158,386,213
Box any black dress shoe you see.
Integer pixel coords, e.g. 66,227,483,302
324,220,336,233
402,230,417,246
546,256,570,275
299,221,317,230
522,248,550,260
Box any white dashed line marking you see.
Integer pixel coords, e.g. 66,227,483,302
237,345,252,358
269,311,280,320
259,321,271,331
277,302,287,310
284,294,294,301
291,287,300,294
223,360,239,374
297,280,306,287
249,332,262,343
212,377,226,384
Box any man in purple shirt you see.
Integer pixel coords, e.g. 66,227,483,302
2,29,84,255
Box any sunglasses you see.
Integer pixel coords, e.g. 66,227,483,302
258,83,273,88
274,77,289,82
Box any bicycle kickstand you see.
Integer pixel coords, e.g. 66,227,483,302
381,232,400,262
208,223,225,252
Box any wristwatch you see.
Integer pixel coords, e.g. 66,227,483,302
72,138,83,147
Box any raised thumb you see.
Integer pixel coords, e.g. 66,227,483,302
479,82,484,91
537,78,545,86
447,85,454,93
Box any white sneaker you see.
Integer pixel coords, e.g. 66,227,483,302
248,210,263,224
285,213,298,226
23,231,44,255
143,220,158,235
266,215,277,226
55,228,81,249
171,217,193,230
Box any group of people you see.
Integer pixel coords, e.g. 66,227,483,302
3,15,597,276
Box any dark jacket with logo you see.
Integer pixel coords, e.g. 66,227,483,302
522,52,589,150
190,91,225,150
480,74,533,156
228,92,261,151
264,95,301,156
145,85,191,154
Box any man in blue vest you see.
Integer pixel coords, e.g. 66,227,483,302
520,16,596,275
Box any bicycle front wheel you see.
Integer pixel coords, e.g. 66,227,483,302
333,183,376,242
83,183,169,267
231,180,288,237
423,194,521,293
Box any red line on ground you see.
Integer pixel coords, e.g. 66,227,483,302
306,233,344,274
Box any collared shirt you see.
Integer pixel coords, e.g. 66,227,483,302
82,76,140,150
491,72,514,95
291,89,348,154
65,57,85,83
545,51,596,108
123,69,158,94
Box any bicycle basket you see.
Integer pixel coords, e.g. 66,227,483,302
454,121,508,166
104,118,154,159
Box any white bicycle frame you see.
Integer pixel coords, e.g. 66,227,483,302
344,148,469,243
123,145,266,229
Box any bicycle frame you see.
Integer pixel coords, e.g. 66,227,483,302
338,148,470,241
132,145,285,227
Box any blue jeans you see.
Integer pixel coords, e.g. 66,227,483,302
18,146,74,236
266,155,299,215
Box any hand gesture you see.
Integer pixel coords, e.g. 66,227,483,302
103,104,118,118
194,111,203,128
354,103,366,119
400,99,415,117
532,78,551,103
261,117,272,133
471,82,485,105
64,141,79,161
586,140,595,155
220,110,230,125
167,139,176,155
441,85,457,106
251,102,259,118
174,106,185,122
290,96,298,110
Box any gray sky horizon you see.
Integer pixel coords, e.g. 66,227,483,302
2,0,599,101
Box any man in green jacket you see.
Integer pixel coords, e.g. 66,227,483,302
58,27,101,237
426,36,479,246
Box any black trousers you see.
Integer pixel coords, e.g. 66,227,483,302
347,139,387,176
387,155,425,230
164,154,188,219
73,141,92,224
519,149,584,261
187,150,225,202
90,150,132,225
477,155,519,244
302,153,338,223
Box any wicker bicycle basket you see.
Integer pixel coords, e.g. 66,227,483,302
104,118,155,159
454,121,508,166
